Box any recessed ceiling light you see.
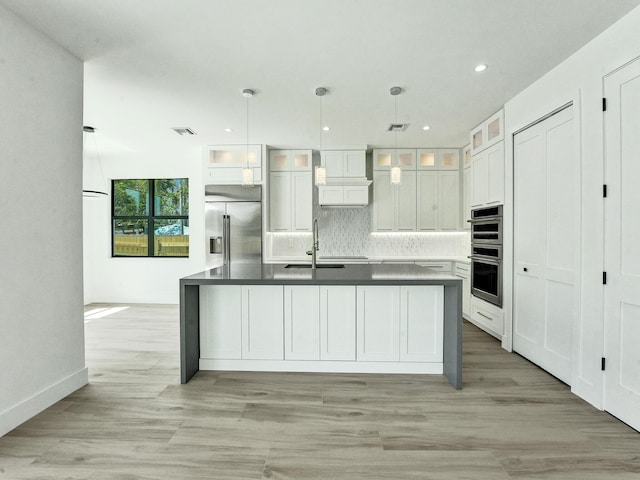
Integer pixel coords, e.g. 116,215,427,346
422,125,431,131
322,126,330,131
224,128,233,133
475,64,488,72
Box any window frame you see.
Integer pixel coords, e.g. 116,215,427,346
111,178,189,258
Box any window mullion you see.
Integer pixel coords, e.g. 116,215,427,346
149,179,154,257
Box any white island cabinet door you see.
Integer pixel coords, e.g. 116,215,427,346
356,286,400,361
199,285,242,359
284,286,320,360
400,286,444,362
320,286,356,361
241,285,284,360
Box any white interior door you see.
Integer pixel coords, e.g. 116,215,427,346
604,57,640,432
513,105,578,384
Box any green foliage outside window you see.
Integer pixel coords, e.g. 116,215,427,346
112,178,189,257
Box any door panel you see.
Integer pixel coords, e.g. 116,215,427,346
513,105,576,385
604,58,640,431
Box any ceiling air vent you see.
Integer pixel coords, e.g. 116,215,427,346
387,123,409,132
172,127,197,136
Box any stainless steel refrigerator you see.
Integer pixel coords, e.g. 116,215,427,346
204,185,262,269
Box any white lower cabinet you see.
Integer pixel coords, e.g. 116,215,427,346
199,285,242,359
284,286,320,360
320,286,356,361
470,296,503,338
357,286,400,361
357,285,443,362
400,286,444,362
241,285,284,359
200,283,444,372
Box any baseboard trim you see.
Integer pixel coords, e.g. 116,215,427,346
0,367,88,437
199,359,443,375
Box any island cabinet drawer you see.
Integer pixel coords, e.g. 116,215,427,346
356,286,444,362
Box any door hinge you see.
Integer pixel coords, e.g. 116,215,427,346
603,271,607,285
602,97,607,111
603,184,607,198
601,357,606,371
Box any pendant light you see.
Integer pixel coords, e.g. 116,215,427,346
390,86,402,185
82,125,108,198
242,88,255,186
314,87,328,186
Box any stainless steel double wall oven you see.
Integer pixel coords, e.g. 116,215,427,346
469,205,503,307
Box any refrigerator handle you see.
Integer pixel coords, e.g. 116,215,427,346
223,215,231,264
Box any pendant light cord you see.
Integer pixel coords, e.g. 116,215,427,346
394,95,398,163
246,94,249,168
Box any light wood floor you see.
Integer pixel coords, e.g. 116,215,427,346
1,304,639,479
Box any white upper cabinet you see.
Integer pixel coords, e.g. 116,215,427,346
373,149,416,170
416,171,460,231
471,141,504,208
269,150,312,171
469,109,504,208
462,144,472,169
322,150,366,177
470,109,504,155
373,148,461,232
462,144,472,229
416,149,437,170
205,144,263,184
438,149,460,170
268,149,312,231
372,170,417,231
417,149,460,170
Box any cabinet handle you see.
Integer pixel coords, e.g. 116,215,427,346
477,312,492,320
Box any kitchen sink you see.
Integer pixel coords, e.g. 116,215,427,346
284,264,345,269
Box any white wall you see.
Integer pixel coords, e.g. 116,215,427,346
0,6,87,437
503,5,640,409
82,144,205,304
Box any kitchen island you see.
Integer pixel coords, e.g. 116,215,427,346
180,263,462,389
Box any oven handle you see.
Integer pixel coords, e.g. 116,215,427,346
469,255,501,263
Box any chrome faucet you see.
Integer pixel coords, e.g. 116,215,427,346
306,218,319,269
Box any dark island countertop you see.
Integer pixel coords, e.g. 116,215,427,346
180,262,462,389
181,262,460,285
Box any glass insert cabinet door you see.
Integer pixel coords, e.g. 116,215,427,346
208,145,260,168
373,149,416,170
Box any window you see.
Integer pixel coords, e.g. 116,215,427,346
112,179,189,257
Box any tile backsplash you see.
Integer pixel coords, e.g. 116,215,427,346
268,206,470,259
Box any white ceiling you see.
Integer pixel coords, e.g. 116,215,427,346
3,0,640,154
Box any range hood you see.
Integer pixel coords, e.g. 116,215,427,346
318,149,371,207
318,179,371,208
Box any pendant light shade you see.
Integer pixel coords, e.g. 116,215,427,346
315,87,328,186
390,86,403,185
242,167,254,186
242,89,255,186
390,166,402,185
